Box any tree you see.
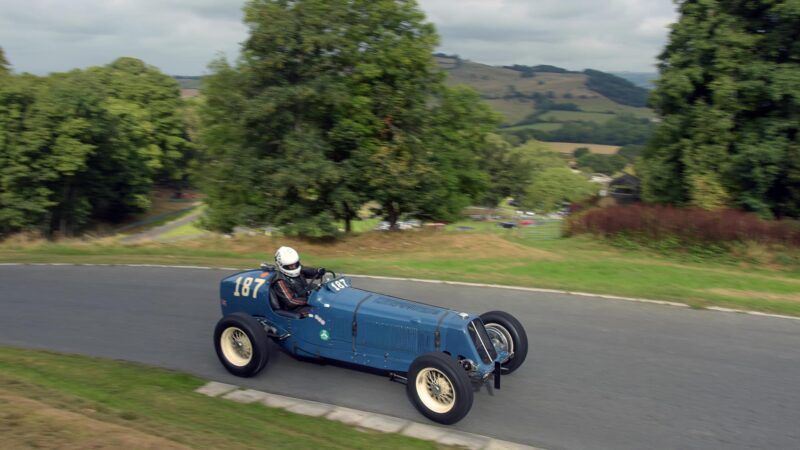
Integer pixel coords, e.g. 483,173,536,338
0,59,192,237
200,0,494,235
98,58,194,196
503,140,565,205
618,144,644,162
0,47,9,76
583,69,649,107
0,74,56,235
479,134,526,206
576,153,627,175
524,168,597,212
642,0,800,217
573,147,590,158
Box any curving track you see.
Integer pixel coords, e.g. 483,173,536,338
1,265,799,450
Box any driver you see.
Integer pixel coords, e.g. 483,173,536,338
271,246,325,317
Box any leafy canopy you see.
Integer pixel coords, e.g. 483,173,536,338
0,58,191,237
642,0,800,218
200,0,497,235
524,167,598,212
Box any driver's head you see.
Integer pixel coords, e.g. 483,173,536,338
275,246,301,277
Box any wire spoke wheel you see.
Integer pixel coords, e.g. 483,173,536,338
416,368,456,414
480,311,528,375
220,326,253,367
485,323,514,355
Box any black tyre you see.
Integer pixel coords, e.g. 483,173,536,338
214,313,269,377
480,310,528,374
406,352,474,425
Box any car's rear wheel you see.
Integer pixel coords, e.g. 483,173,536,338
214,313,269,377
480,310,528,374
406,352,473,424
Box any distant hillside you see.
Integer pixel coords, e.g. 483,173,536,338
434,56,654,128
173,58,656,145
610,72,658,90
174,76,201,89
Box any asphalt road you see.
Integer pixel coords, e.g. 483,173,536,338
1,265,799,450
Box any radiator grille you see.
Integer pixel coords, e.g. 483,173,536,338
468,319,497,363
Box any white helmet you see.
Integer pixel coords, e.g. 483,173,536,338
275,246,301,277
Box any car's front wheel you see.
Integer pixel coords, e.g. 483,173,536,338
214,313,269,377
406,352,474,424
480,310,528,374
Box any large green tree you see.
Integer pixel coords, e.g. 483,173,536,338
642,0,800,217
524,167,597,212
0,58,191,237
200,0,495,235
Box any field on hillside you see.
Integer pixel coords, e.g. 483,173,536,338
539,111,616,123
436,56,654,127
483,98,535,125
543,142,621,154
503,123,564,132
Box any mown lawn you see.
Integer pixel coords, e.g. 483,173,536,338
2,228,799,316
0,347,441,450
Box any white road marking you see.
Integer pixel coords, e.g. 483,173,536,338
2,262,798,322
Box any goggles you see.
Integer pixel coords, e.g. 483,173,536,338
282,261,300,271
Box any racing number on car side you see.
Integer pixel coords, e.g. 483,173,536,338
233,276,266,299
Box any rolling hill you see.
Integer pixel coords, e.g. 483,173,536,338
435,55,654,127
174,57,656,151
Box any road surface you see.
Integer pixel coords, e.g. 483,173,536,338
0,265,798,450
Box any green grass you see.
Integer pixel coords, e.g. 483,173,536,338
539,111,616,123
501,122,563,132
483,98,536,125
345,218,382,233
570,97,655,119
160,220,206,239
0,347,441,449
2,230,799,316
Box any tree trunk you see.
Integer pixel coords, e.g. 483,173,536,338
343,202,353,233
387,202,400,230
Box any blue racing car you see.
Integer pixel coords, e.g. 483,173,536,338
213,265,528,424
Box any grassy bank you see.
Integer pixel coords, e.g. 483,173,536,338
1,229,799,316
0,347,439,449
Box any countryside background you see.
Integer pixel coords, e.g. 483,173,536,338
1,0,799,315
1,1,799,447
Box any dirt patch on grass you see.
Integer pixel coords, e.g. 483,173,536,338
0,391,189,450
703,288,800,303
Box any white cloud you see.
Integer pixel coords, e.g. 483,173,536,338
419,0,677,71
0,0,676,75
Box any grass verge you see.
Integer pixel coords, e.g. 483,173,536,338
0,346,441,449
1,229,799,316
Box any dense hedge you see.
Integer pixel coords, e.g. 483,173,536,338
566,205,800,247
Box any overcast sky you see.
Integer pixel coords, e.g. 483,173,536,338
0,0,677,75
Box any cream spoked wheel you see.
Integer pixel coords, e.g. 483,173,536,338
415,368,456,414
220,326,253,367
407,352,473,424
214,313,269,377
485,323,514,355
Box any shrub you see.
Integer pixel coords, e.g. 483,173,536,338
566,204,800,247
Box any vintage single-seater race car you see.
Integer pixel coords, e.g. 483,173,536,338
213,265,528,424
